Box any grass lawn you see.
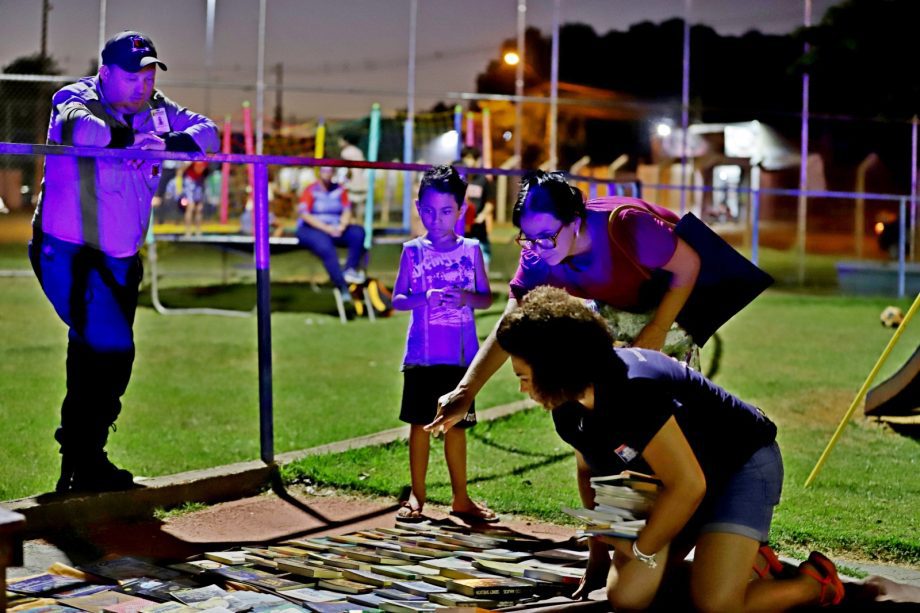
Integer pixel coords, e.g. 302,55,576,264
1,221,918,565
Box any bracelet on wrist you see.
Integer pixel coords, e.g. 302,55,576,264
632,540,658,569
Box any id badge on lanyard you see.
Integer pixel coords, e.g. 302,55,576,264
151,107,170,134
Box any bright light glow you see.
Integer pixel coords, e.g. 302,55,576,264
503,51,521,66
422,130,460,164
724,125,757,158
502,130,513,142
656,123,672,137
875,222,885,236
20,185,29,194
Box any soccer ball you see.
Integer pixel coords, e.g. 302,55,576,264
880,306,904,328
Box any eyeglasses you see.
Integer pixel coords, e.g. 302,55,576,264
515,224,565,250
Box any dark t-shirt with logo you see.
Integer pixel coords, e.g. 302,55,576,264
552,347,777,490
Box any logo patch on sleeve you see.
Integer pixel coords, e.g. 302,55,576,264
615,444,638,463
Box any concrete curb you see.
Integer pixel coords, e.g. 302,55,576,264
4,400,537,537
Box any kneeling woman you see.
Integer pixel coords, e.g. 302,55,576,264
494,286,843,612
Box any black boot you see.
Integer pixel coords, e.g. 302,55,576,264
69,451,136,492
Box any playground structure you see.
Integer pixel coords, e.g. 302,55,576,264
865,344,920,432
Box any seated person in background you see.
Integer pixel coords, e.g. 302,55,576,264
180,160,210,236
296,166,367,296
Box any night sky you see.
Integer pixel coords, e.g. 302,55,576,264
0,0,841,122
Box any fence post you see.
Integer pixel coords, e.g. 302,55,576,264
751,189,761,266
253,161,274,464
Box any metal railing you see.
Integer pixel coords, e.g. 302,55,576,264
2,141,915,466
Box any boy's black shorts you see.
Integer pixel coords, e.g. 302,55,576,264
400,365,476,428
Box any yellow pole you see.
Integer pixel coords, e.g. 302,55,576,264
314,119,326,159
804,291,920,487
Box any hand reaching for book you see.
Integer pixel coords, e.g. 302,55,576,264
425,388,473,436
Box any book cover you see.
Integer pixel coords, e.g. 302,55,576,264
117,577,198,603
135,603,197,613
345,592,390,608
277,559,344,579
378,600,439,613
428,591,500,608
395,538,462,553
208,565,278,582
532,548,590,564
420,574,451,588
372,588,426,602
470,560,528,578
578,526,641,540
316,579,375,594
376,549,430,563
390,580,447,597
445,577,533,598
59,590,155,613
227,590,288,609
170,584,230,604
6,573,86,595
269,545,313,557
418,557,473,572
5,606,85,613
53,583,115,599
457,549,531,563
249,575,314,592
304,602,376,613
341,569,393,587
244,553,279,569
99,595,160,613
432,533,501,550
396,544,451,559
522,566,583,585
281,538,336,552
332,547,403,566
79,558,181,582
307,554,370,571
280,587,348,603
166,560,225,575
203,550,248,565
590,472,662,491
368,565,426,581
242,547,283,559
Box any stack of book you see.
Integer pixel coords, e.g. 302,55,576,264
562,473,661,539
5,522,591,612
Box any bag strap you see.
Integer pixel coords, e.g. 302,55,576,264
606,203,676,281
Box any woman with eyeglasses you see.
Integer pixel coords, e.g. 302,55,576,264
428,170,701,435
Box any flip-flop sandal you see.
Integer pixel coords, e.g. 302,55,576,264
449,506,499,524
752,544,786,579
396,500,424,523
799,551,845,607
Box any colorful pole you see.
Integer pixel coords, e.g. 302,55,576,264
482,107,492,169
219,114,232,224
314,117,326,159
242,101,256,204
453,105,463,160
364,103,381,249
465,112,475,148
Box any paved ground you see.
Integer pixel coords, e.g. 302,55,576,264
9,487,920,611
5,398,919,610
